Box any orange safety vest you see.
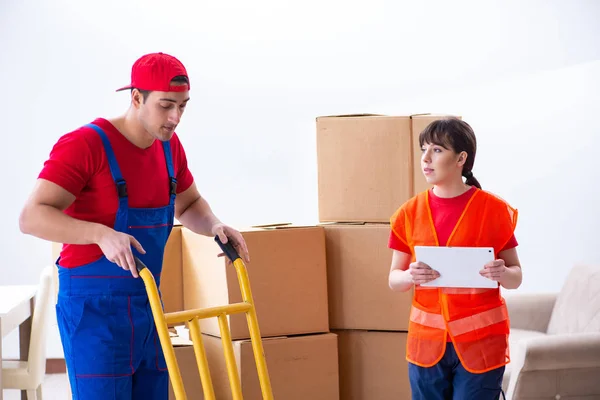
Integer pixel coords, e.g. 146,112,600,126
390,188,518,374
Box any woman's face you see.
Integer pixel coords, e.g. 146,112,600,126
420,142,466,185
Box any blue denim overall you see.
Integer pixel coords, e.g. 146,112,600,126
56,123,176,399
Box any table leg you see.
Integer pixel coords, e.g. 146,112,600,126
19,298,33,400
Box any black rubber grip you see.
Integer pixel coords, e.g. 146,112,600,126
134,256,149,273
214,236,240,262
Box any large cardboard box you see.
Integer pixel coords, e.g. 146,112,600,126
50,226,183,314
169,333,340,400
335,330,410,400
324,224,412,331
181,226,330,340
316,114,413,223
316,113,460,223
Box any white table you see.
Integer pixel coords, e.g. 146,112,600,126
0,285,38,400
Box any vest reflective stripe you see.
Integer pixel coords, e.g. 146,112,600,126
440,287,494,295
410,307,445,330
414,287,493,294
447,305,509,337
410,305,509,337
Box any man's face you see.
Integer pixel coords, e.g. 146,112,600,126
136,89,190,141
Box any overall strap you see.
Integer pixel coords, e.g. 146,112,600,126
85,123,129,209
161,140,177,205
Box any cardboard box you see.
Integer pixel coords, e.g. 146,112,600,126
50,226,183,314
324,224,412,331
335,330,410,400
316,113,460,223
182,226,330,340
169,333,340,400
316,114,413,223
159,226,183,314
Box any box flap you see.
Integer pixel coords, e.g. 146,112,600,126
250,222,293,228
316,113,385,120
318,221,364,226
316,112,459,120
318,221,390,226
249,221,321,230
410,113,461,118
238,335,289,344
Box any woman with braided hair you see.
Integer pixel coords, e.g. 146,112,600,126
388,118,523,399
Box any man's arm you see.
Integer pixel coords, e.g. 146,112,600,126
175,182,250,262
19,179,146,277
19,179,107,244
174,182,222,236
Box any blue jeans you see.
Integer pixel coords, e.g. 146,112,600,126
408,342,505,400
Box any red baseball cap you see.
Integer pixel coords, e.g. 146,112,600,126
116,52,190,93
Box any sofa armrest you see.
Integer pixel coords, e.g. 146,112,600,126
506,333,600,400
504,292,557,332
515,332,600,371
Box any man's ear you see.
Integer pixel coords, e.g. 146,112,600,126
131,89,143,109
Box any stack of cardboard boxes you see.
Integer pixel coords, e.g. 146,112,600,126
174,225,340,399
50,112,458,399
315,114,459,400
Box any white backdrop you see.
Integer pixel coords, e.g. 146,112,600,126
1,0,599,358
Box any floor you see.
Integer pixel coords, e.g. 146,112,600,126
3,374,70,399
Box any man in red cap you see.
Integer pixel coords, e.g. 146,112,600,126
19,52,250,399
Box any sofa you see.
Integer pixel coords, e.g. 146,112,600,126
502,263,600,400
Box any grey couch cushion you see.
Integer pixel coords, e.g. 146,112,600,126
546,264,600,335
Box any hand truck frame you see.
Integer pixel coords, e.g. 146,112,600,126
134,236,274,400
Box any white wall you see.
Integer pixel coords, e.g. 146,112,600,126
1,0,599,358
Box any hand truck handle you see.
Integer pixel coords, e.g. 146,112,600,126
214,236,241,262
134,256,149,273
134,235,241,271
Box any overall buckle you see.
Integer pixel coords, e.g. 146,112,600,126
116,179,128,198
170,177,178,196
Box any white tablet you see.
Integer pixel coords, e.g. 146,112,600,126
414,246,497,289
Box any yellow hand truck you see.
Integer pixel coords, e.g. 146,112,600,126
134,236,274,400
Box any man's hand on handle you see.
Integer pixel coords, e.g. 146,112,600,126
96,226,146,278
211,223,250,264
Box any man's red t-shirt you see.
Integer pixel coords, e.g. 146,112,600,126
388,186,518,253
39,118,195,268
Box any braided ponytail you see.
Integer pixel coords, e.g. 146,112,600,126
462,170,481,189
